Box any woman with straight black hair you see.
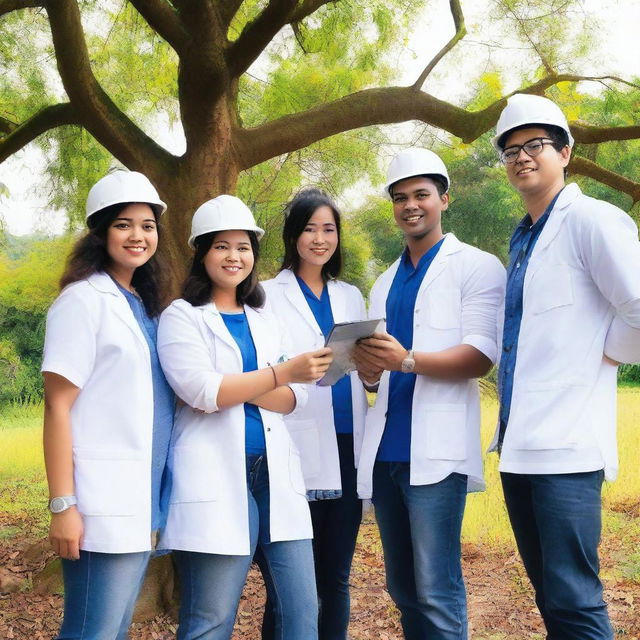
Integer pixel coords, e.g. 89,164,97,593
262,188,368,640
157,195,333,640
42,170,174,639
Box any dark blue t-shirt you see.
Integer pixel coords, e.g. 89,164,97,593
378,238,445,461
296,276,353,434
221,312,267,455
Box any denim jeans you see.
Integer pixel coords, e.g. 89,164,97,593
501,471,614,640
372,463,468,640
175,454,318,640
56,550,151,640
260,433,362,640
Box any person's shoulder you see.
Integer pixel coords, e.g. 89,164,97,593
457,240,504,266
567,186,633,229
160,298,199,320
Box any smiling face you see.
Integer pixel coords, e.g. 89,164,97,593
391,175,448,242
203,229,255,295
105,203,158,283
503,126,570,199
295,205,339,269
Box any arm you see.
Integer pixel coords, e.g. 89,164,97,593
158,303,331,412
355,252,506,380
42,372,83,560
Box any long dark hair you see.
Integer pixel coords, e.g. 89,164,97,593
59,202,169,317
281,188,343,281
182,230,265,309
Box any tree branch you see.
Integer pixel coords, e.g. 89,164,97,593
226,0,336,77
413,0,466,90
235,86,481,168
128,0,188,52
0,0,40,16
0,103,77,163
570,155,640,203
45,0,177,178
571,124,640,144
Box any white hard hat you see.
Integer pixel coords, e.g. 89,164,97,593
85,170,167,220
492,93,574,151
383,148,450,199
188,195,265,248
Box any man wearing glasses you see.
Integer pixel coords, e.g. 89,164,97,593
491,93,640,639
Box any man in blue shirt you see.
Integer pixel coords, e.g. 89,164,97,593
492,93,640,639
354,148,505,640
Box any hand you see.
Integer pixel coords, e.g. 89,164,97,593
49,506,83,560
352,344,383,384
278,347,333,383
354,332,408,372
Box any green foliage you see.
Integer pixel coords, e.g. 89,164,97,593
0,234,74,402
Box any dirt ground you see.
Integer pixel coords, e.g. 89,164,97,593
1,511,638,640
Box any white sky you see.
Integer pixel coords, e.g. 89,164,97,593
1,0,638,236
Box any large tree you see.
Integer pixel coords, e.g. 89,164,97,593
1,0,639,277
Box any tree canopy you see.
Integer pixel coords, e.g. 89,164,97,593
1,0,640,276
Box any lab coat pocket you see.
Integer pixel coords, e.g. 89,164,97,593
286,419,321,480
169,446,218,503
509,382,580,450
73,448,145,516
416,404,467,461
288,446,308,496
531,266,573,314
426,289,462,329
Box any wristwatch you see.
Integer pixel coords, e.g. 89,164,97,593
401,349,415,373
49,495,77,514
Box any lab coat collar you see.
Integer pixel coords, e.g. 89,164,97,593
86,271,149,352
201,302,243,365
274,269,323,334
413,232,462,295
530,183,581,259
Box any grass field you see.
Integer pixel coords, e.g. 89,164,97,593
2,389,639,545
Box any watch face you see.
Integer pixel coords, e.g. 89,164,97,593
50,497,66,513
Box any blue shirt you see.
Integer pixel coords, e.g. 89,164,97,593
497,190,562,448
378,238,445,461
296,276,353,434
221,312,267,455
117,284,174,531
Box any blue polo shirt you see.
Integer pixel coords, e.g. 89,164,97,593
296,276,353,434
221,312,267,455
116,284,174,531
497,190,562,448
377,238,445,462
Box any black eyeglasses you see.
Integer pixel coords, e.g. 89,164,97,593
500,138,557,164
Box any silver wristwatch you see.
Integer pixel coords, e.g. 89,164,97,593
49,495,77,514
401,349,415,373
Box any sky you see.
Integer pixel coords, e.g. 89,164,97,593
1,0,638,236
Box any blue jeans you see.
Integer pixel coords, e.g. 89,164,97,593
175,454,318,640
56,550,151,640
261,433,362,640
501,471,614,640
372,463,468,640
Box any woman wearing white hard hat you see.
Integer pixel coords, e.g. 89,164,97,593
353,148,506,640
157,195,333,640
41,170,175,638
260,188,368,640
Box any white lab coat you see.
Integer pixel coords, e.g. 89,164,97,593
491,183,640,480
41,272,153,553
357,234,506,498
157,299,313,555
262,269,368,490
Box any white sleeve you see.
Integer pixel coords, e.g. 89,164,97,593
580,205,640,328
41,286,97,389
157,303,223,413
460,252,507,364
